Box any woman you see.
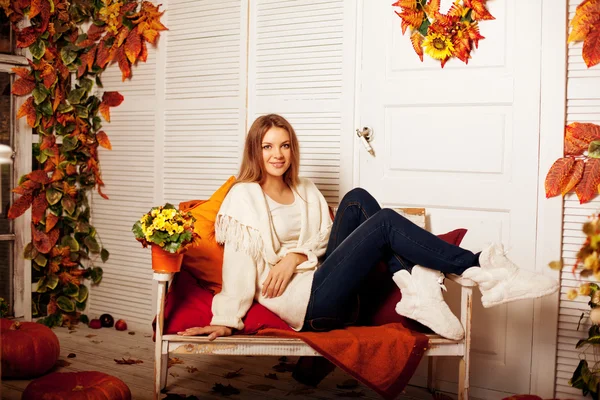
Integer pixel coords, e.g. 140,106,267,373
178,114,559,341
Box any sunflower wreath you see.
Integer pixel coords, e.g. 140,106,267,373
392,0,495,68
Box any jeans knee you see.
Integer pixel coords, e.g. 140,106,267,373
378,208,399,221
341,187,377,206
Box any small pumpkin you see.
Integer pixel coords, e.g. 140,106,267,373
22,371,132,400
1,318,60,378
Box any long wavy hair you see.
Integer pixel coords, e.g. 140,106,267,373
237,114,300,188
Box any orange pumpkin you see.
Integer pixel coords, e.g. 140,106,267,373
1,318,60,378
22,371,132,400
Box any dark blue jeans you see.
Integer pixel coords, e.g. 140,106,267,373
302,188,479,331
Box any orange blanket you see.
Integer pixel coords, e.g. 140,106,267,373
258,323,428,400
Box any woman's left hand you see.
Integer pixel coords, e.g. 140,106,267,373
262,253,306,298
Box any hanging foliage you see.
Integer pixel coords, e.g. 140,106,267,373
392,0,494,68
1,0,166,327
545,123,600,204
568,0,600,68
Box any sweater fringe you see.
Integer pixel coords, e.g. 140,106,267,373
215,214,265,262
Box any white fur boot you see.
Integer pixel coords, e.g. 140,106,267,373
393,265,464,340
462,243,559,308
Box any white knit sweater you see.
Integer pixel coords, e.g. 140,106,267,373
210,178,332,331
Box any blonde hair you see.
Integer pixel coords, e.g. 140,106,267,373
237,114,300,187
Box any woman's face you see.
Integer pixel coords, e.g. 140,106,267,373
262,126,292,181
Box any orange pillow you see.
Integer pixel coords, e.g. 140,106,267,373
180,176,236,294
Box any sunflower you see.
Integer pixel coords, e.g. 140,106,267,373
423,32,455,60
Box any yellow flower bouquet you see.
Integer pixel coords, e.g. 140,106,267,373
132,203,200,254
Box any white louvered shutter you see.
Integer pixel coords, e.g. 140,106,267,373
248,0,355,204
555,1,600,397
90,0,248,329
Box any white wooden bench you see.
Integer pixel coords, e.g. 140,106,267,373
152,208,475,399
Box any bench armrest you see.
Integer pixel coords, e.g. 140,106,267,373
447,273,476,287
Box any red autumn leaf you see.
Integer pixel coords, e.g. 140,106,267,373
12,67,33,80
8,193,33,219
40,64,57,89
12,78,36,95
40,135,56,151
29,0,42,19
576,159,600,203
545,157,575,198
77,47,96,78
32,225,60,254
99,91,124,122
66,164,77,176
96,36,116,68
17,97,37,127
96,131,112,150
562,159,585,195
116,46,132,81
566,122,600,150
87,24,106,41
28,170,51,184
584,23,600,68
56,60,70,80
31,192,48,224
47,297,58,315
13,180,41,195
410,31,424,62
565,135,588,156
98,185,109,200
16,26,40,48
58,271,80,285
45,213,59,232
125,27,142,64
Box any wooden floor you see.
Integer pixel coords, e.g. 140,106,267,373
1,324,448,400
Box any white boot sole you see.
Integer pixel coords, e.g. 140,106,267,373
481,283,559,308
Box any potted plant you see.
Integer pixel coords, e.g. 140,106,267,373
132,204,200,273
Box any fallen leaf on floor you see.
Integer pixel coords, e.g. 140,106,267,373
67,353,76,358
68,330,77,334
272,362,296,373
186,366,198,373
168,357,184,368
212,383,240,396
279,356,288,362
336,379,359,389
431,392,454,400
128,331,135,335
248,384,275,392
144,334,152,338
114,358,143,365
162,393,199,400
336,391,364,398
169,372,179,378
55,359,71,367
223,367,243,379
85,334,97,338
286,387,314,396
264,373,278,380
91,340,102,344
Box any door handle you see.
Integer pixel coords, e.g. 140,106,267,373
356,127,375,156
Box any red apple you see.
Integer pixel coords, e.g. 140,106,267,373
89,318,102,329
114,319,127,331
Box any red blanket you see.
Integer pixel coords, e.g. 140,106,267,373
258,323,429,400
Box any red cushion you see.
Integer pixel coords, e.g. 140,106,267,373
161,268,292,335
367,228,468,327
156,229,467,335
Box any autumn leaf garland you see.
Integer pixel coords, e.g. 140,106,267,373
392,0,494,67
1,0,166,327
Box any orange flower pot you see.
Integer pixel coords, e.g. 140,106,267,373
151,245,183,273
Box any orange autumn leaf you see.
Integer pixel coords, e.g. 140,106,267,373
62,182,77,197
96,37,116,69
569,0,600,42
562,160,583,190
423,0,440,16
410,31,424,61
138,40,148,62
66,164,77,176
51,168,64,182
13,180,41,196
58,271,80,285
17,97,37,127
125,27,142,64
392,0,419,8
464,0,495,21
567,122,600,146
12,77,36,95
52,84,64,112
96,131,112,150
29,0,42,19
12,67,32,80
31,192,48,224
396,9,424,34
141,27,158,45
583,23,600,67
39,63,56,89
40,135,55,151
45,213,59,232
545,158,575,198
116,46,132,81
98,185,109,200
33,225,60,254
8,193,33,219
576,159,600,203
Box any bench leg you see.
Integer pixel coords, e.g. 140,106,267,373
458,285,473,400
160,341,169,389
427,356,437,392
154,275,170,400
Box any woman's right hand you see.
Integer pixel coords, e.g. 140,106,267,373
177,325,233,341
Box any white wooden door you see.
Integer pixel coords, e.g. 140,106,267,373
359,0,542,396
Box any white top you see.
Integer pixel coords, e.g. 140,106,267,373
210,179,331,331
